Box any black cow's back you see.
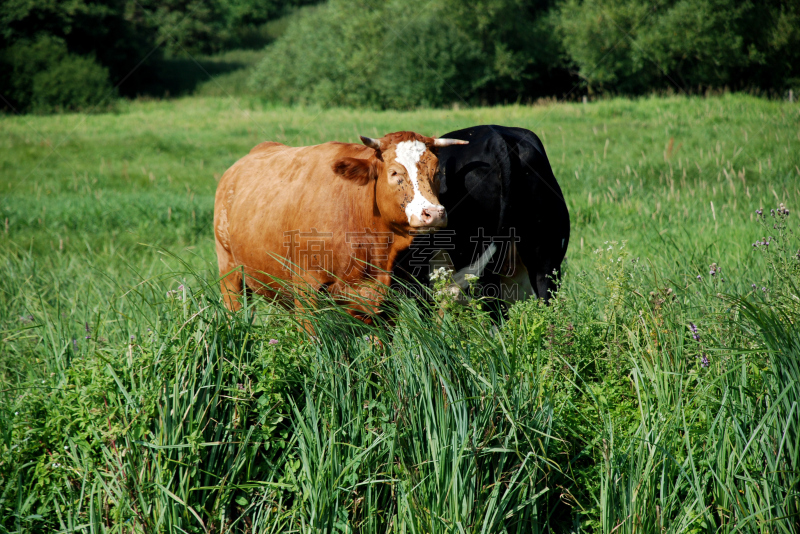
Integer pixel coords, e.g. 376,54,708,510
438,125,570,301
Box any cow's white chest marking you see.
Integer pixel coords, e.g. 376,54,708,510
395,140,436,223
453,243,497,288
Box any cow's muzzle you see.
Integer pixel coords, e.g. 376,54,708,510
410,205,447,230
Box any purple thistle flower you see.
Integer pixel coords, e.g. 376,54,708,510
689,322,700,341
269,339,279,345
701,354,709,367
697,275,703,279
756,208,763,216
751,283,757,290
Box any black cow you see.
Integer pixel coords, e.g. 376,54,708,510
395,125,570,305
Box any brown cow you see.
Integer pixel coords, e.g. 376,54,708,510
214,131,467,323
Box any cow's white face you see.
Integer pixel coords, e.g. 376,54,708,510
391,140,446,229
331,132,466,232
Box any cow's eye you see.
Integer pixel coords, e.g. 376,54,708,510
390,170,399,177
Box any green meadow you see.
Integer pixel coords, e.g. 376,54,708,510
1,94,799,532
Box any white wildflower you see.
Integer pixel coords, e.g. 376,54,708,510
429,267,452,282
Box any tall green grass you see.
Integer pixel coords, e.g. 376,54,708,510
0,249,563,532
2,94,799,531
2,226,797,532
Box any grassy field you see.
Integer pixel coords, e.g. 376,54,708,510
1,94,799,532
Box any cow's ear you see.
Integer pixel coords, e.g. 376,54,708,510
332,157,380,185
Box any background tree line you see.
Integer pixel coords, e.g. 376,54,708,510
2,0,799,113
0,0,314,112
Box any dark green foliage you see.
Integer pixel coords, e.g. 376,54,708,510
0,0,155,102
29,54,113,113
3,0,800,113
249,1,473,108
130,0,317,55
251,0,800,107
147,49,266,97
0,35,114,113
249,0,566,108
557,0,800,94
0,0,317,110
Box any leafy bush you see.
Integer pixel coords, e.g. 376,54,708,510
1,35,114,113
1,0,154,100
4,0,800,112
556,0,800,93
132,0,320,55
0,0,317,110
250,0,800,107
249,0,564,108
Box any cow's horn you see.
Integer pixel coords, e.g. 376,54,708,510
433,138,469,147
360,136,381,150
